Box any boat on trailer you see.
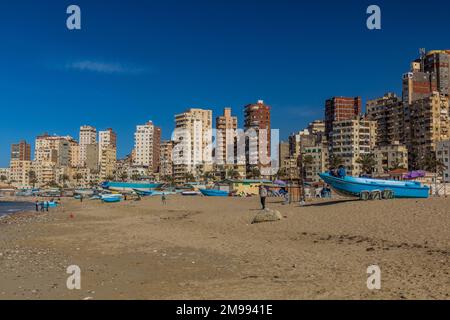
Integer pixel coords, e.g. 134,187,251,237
318,172,430,199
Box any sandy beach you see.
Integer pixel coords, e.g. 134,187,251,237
0,195,449,300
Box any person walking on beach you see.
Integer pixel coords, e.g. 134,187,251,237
161,193,167,205
35,200,40,212
40,201,45,212
259,185,268,210
44,201,49,212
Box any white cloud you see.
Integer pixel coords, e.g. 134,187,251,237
66,60,147,75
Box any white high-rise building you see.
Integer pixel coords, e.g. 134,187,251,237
134,121,161,173
78,125,97,167
173,108,212,182
99,128,117,162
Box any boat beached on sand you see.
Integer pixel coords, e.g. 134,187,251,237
319,172,430,199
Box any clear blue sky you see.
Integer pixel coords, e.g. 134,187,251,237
1,0,449,166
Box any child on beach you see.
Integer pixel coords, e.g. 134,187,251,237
161,193,167,205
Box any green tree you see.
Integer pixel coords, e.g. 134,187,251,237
356,153,376,175
59,174,70,188
73,173,83,187
28,170,38,188
226,168,240,180
119,172,128,182
329,155,344,168
0,175,7,183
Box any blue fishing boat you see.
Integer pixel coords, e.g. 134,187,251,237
101,181,163,192
199,189,229,197
318,172,430,199
102,197,122,203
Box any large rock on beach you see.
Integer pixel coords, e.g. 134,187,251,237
252,208,282,224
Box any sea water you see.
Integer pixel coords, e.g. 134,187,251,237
0,201,35,217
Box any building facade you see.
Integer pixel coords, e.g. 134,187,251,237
331,119,377,176
78,125,97,167
134,121,161,174
11,140,31,161
244,100,271,175
325,97,361,141
409,92,450,168
436,140,450,182
373,142,409,177
173,108,212,182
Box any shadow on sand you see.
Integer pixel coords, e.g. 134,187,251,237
299,199,359,207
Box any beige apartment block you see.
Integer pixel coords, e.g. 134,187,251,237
436,140,450,182
173,108,212,182
331,119,377,176
99,146,117,180
216,107,238,165
409,92,450,165
366,93,406,145
9,160,32,188
159,140,174,177
373,142,409,176
78,125,97,167
35,134,75,167
302,142,329,183
134,121,161,174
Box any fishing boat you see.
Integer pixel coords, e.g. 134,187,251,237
318,172,430,199
101,194,123,203
181,191,201,196
199,189,229,197
101,181,163,192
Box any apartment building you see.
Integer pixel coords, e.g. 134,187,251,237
216,107,238,165
11,140,31,161
159,140,174,178
409,92,450,167
302,143,329,183
99,146,117,180
436,140,450,182
78,125,97,167
366,93,407,145
373,142,409,176
99,128,117,161
134,121,161,174
173,108,212,182
331,119,377,176
9,160,32,188
34,134,74,166
244,100,271,175
325,97,361,141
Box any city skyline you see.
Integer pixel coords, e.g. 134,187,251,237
2,0,450,166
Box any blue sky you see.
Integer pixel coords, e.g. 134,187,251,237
0,0,449,166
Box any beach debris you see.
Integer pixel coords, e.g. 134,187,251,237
251,208,282,224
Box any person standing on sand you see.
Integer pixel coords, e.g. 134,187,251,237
259,185,268,210
45,201,49,212
161,193,167,205
35,200,39,212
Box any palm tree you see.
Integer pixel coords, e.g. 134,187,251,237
0,175,7,184
28,170,38,188
203,171,215,182
131,174,141,181
276,167,287,179
226,168,240,180
247,166,260,179
329,155,344,168
73,173,83,187
119,172,128,182
183,173,195,182
419,153,446,173
356,153,376,175
59,174,70,188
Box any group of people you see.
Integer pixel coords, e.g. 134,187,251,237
329,165,347,178
35,200,50,212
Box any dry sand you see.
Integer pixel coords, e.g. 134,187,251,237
0,195,449,300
